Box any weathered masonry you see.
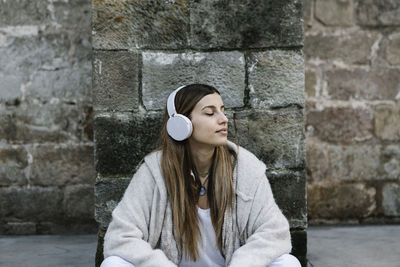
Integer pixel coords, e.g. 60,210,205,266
92,1,306,266
305,0,400,225
0,0,95,235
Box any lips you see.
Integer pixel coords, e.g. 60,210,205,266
216,128,228,134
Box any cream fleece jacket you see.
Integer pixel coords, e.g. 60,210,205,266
103,141,291,267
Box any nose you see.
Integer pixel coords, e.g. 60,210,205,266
218,112,228,124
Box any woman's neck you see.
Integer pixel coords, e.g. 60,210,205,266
189,142,215,176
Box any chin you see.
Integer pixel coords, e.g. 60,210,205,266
214,138,228,146
189,136,228,148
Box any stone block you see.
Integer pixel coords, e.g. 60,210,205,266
356,0,400,26
307,183,376,220
374,104,400,141
303,0,313,29
267,171,307,228
248,50,304,108
385,32,400,65
315,0,354,26
0,187,63,221
4,222,36,235
30,144,95,186
93,0,189,49
306,138,330,184
94,112,163,175
307,138,381,182
0,71,21,101
382,183,400,216
231,108,305,169
36,221,97,234
142,51,245,110
64,185,94,219
52,0,91,30
93,50,140,111
83,105,94,142
0,34,53,101
0,0,91,29
25,64,92,102
96,229,106,266
0,145,29,186
189,0,303,49
305,69,317,97
0,32,91,102
306,106,373,142
95,178,131,229
382,145,400,180
325,68,400,101
308,139,400,181
304,32,377,64
329,144,381,181
290,230,307,267
0,102,93,143
0,0,50,26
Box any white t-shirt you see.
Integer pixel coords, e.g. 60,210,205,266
179,207,226,267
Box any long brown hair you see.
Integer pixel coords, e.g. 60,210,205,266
160,84,236,261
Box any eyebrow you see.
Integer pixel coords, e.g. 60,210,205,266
201,105,225,111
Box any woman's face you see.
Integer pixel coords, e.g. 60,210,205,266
189,93,228,147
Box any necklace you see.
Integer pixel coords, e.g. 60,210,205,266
199,174,209,196
190,170,210,196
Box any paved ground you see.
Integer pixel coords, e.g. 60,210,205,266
0,225,399,267
307,225,400,267
0,234,96,267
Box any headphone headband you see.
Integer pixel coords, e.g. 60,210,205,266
167,85,186,117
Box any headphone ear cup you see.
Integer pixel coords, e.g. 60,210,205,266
167,114,193,141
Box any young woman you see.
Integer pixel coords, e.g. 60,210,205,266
101,84,301,267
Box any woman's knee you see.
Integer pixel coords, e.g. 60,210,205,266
268,254,301,267
101,256,136,267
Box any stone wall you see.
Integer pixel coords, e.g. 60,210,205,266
305,0,400,224
0,0,96,234
92,0,306,265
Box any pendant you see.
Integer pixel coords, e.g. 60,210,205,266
199,186,206,196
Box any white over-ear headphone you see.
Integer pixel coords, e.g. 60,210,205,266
166,85,193,141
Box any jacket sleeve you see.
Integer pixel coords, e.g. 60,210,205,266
229,175,292,267
103,163,177,267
